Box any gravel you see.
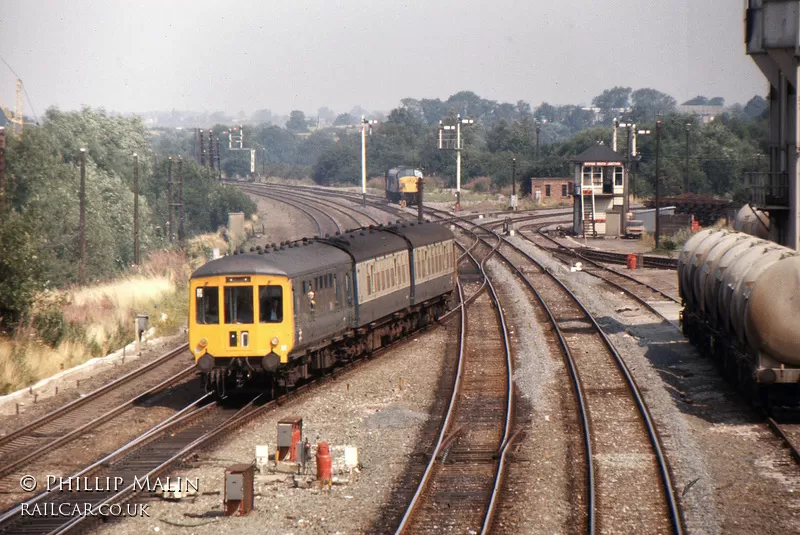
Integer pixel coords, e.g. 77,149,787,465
510,233,800,534
95,328,454,535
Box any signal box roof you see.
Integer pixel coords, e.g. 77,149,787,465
572,143,625,163
191,241,351,279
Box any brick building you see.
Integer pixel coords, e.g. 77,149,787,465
529,177,573,203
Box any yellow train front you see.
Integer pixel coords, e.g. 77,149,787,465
189,223,456,395
385,166,423,206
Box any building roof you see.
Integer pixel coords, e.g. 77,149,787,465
530,177,571,181
572,143,625,163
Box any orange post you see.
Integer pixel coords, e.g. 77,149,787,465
626,253,638,270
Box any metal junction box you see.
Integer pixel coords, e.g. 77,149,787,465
277,417,302,461
224,464,253,516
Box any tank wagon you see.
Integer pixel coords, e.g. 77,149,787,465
385,166,423,206
679,229,800,405
189,222,456,394
733,204,770,239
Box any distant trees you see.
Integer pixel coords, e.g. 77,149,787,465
744,95,768,119
285,110,309,133
631,88,677,123
333,113,354,126
592,86,632,124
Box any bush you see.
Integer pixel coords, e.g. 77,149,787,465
466,176,492,193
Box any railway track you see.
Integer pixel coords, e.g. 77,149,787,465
0,346,192,480
518,225,681,324
397,233,513,535
243,183,684,532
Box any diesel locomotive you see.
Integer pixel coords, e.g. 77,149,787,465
679,228,800,405
189,222,456,394
385,166,423,206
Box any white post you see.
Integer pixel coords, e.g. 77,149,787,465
456,115,462,210
612,119,618,152
361,116,367,208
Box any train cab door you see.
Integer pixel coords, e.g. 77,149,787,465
222,277,256,354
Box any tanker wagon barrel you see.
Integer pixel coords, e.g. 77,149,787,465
679,230,800,401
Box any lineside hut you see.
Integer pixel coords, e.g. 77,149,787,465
571,143,627,237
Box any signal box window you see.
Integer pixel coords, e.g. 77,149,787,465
562,184,568,197
545,185,551,197
195,287,219,324
224,286,254,324
259,285,283,323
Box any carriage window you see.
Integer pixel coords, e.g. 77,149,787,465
195,286,219,324
259,285,283,323
224,286,254,324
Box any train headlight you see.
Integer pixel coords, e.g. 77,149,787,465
198,338,208,348
271,337,279,347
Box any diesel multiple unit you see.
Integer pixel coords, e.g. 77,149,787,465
189,222,456,394
679,228,800,405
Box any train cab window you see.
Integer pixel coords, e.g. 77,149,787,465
259,285,283,323
346,273,352,304
195,286,219,324
224,286,254,324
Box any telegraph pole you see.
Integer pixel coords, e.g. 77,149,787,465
167,156,174,243
199,130,206,167
535,122,541,161
0,127,5,216
79,148,87,283
216,138,222,181
685,122,692,193
655,120,663,249
178,156,185,244
133,153,140,265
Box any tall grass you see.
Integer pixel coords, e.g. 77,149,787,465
0,240,219,395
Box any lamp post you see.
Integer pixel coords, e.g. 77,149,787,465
361,116,378,207
684,122,692,193
655,120,663,249
511,157,517,210
535,121,541,161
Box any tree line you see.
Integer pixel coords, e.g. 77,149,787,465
166,88,768,203
0,107,256,331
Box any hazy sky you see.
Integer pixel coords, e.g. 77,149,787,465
0,0,765,118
